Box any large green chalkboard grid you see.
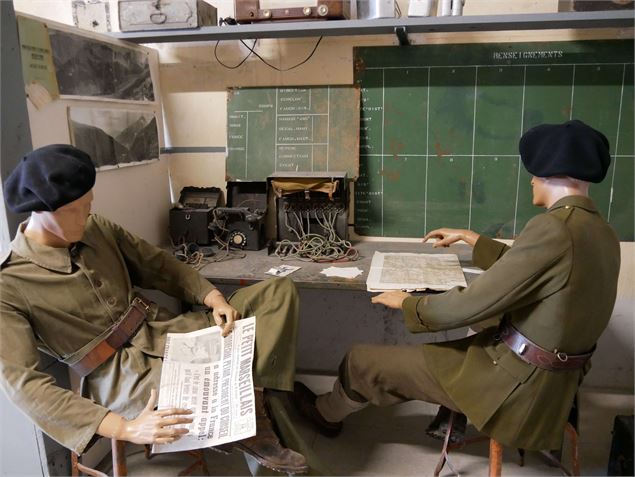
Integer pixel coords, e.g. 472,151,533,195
354,40,634,241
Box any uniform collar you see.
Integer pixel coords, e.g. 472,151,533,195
548,195,598,214
10,215,95,273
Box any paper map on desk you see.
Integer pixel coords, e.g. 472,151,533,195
366,252,467,292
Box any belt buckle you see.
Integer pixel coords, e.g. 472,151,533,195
134,297,151,312
556,351,569,362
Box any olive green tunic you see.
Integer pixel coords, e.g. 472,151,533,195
401,195,620,450
0,214,299,454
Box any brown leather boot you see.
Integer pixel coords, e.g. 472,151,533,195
216,389,308,474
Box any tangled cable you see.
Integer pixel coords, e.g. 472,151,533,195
274,209,358,262
171,241,211,270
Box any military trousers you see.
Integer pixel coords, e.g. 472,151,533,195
85,277,299,421
339,343,461,412
226,276,300,392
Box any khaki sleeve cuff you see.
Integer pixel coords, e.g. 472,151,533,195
74,406,111,455
196,281,217,305
472,235,509,270
402,295,430,333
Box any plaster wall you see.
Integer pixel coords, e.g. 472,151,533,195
12,5,170,244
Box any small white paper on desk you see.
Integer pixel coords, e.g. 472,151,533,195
320,266,364,279
265,265,300,277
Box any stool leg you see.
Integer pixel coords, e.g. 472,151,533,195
112,439,127,477
489,439,503,477
517,448,525,467
71,452,80,477
565,422,581,476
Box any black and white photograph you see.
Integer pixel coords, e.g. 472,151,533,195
49,28,154,101
69,107,159,168
171,335,222,365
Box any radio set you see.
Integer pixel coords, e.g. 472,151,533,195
169,186,222,245
209,182,267,251
234,0,351,22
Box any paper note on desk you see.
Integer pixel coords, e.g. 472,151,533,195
320,266,364,279
366,252,467,292
265,265,301,277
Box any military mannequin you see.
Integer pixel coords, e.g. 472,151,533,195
0,144,307,474
292,119,620,452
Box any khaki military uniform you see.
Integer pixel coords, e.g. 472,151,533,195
0,214,299,454
342,196,620,450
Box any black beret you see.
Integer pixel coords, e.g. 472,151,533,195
3,144,96,213
519,119,611,183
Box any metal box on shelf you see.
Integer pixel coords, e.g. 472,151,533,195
210,182,267,251
169,186,222,245
119,0,217,31
356,0,395,19
268,171,349,242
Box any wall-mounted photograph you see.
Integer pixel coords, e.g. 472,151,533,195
49,28,154,101
69,107,159,169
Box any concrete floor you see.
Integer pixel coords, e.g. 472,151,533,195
110,375,633,476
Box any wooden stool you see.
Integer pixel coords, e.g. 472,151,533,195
71,440,210,477
71,439,126,477
434,412,581,477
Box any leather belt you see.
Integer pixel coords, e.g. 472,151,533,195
498,320,593,372
71,297,151,377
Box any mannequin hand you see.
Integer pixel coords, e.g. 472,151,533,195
121,389,193,445
371,291,411,310
204,289,241,337
423,228,480,248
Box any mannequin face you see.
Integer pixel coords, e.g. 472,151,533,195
33,190,94,245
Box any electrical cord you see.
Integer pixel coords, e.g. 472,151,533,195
214,36,323,71
214,39,256,69
171,240,212,270
274,209,358,262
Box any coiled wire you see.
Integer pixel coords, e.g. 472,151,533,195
274,209,358,262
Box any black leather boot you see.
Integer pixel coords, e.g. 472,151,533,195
291,381,343,437
216,389,308,474
426,405,467,444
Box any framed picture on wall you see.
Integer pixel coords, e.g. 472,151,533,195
48,27,154,101
68,107,159,169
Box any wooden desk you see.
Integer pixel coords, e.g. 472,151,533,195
198,241,479,373
199,241,477,290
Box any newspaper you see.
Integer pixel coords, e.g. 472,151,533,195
366,252,467,292
151,316,257,454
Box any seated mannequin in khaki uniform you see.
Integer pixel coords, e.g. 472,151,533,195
0,145,307,474
292,120,621,454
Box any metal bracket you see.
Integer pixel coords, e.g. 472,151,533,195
394,26,409,46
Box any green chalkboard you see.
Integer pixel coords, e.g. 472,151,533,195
226,86,359,180
354,40,634,241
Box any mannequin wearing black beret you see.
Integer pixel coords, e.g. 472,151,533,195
0,144,309,473
292,119,620,454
